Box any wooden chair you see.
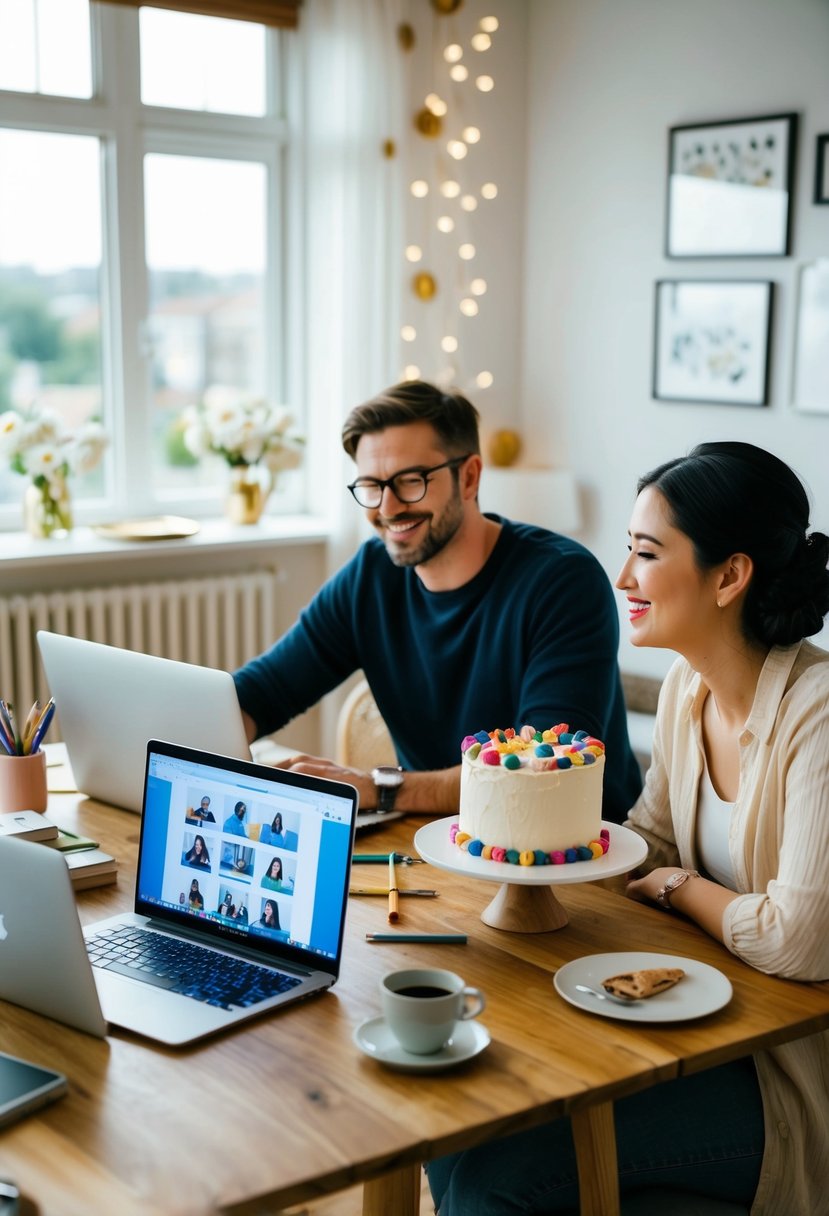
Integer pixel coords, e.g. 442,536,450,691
621,671,662,779
335,677,397,771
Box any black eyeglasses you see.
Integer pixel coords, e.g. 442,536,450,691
347,455,472,509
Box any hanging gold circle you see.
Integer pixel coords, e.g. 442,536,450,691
412,272,437,300
430,0,464,13
414,107,443,138
382,138,396,159
488,430,522,468
397,22,415,50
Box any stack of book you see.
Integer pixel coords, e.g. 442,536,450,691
0,811,117,890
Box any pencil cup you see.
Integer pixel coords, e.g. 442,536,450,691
0,749,48,814
380,968,485,1055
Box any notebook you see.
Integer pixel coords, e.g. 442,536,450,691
37,631,252,813
0,739,358,1045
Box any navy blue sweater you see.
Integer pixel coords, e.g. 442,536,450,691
234,518,642,823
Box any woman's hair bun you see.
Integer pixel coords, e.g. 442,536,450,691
746,530,829,646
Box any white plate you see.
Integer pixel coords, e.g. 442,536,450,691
414,817,648,886
554,951,733,1022
353,1016,490,1072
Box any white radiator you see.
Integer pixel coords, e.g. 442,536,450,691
0,569,281,736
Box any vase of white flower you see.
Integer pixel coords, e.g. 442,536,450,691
23,470,74,539
226,464,271,525
181,388,304,525
0,404,108,540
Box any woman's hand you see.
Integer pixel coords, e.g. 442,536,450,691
626,867,676,906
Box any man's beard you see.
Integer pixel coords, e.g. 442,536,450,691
381,487,464,568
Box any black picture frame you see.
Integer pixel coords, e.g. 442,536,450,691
653,280,773,407
665,112,797,257
814,134,829,204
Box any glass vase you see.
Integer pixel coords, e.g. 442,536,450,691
225,465,272,525
23,475,74,539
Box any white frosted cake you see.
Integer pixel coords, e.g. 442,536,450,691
451,724,608,866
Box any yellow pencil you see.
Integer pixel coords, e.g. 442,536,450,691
387,852,399,923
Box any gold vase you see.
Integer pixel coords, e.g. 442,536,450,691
225,465,271,525
23,474,73,539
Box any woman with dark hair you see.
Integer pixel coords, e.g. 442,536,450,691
262,855,284,891
188,879,204,910
260,899,280,931
184,834,210,867
428,443,829,1216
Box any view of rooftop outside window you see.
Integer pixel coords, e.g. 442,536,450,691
139,6,266,115
0,127,104,506
144,152,268,495
0,0,92,98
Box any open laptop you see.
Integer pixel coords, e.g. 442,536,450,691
36,631,402,830
0,739,358,1045
37,631,251,813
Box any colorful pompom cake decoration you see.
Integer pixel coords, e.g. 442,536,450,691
454,724,608,864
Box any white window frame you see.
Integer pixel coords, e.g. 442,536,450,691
0,2,304,529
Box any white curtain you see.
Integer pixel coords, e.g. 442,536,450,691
296,0,406,553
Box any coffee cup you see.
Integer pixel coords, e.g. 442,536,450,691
380,968,485,1055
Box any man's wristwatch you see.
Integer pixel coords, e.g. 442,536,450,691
655,869,700,910
371,765,404,814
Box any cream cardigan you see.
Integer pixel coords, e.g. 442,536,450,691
626,641,829,1216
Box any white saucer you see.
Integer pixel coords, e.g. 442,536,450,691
353,1016,491,1072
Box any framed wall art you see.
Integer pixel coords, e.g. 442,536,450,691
792,262,829,413
814,134,829,204
653,280,773,406
665,112,797,257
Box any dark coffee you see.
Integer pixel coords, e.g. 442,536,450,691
396,985,453,1000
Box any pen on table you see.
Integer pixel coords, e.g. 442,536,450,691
352,853,424,865
365,933,468,944
387,852,399,923
349,886,438,897
28,700,56,755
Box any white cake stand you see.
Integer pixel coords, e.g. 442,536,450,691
414,818,648,934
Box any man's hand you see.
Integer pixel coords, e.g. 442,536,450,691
271,753,376,808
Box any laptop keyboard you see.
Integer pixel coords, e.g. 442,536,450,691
86,926,302,1010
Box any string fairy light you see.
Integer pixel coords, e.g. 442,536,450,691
401,5,500,388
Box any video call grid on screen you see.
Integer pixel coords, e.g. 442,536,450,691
137,750,354,960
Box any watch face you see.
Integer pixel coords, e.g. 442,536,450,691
373,767,403,787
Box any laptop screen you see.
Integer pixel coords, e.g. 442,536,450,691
134,741,357,975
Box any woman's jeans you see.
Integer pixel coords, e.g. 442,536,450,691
425,1056,764,1215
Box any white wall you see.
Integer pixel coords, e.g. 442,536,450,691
399,0,529,452
522,0,829,678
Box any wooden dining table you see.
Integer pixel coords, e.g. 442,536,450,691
1,785,828,1216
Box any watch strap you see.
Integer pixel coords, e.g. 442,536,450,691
655,869,700,911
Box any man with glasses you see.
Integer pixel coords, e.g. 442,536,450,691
233,381,641,821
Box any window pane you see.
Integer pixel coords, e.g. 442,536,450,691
139,8,266,116
0,0,92,98
144,153,267,495
0,129,104,507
